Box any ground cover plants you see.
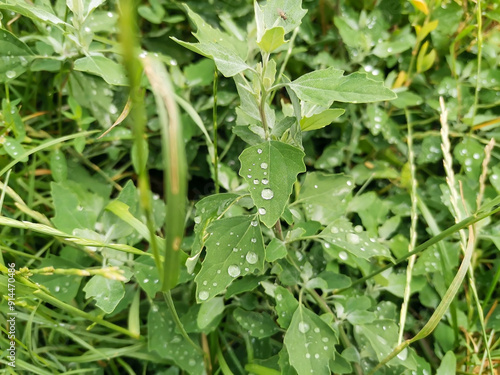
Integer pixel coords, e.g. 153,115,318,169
0,0,499,374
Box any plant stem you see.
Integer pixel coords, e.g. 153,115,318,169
213,69,219,193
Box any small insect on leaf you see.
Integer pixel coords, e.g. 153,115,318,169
277,8,287,20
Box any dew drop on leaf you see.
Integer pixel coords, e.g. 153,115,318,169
251,220,258,227
258,207,267,215
198,291,209,301
257,148,263,154
260,162,268,169
262,178,269,184
347,233,360,244
6,70,16,79
298,321,310,333
246,252,258,264
261,188,274,200
228,265,241,278
339,251,348,260
253,179,260,184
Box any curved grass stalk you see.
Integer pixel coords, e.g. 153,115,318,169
368,227,476,375
398,110,418,345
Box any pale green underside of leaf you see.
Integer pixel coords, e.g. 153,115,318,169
258,26,287,53
0,3,72,30
195,215,265,302
300,108,345,131
73,56,128,86
261,0,308,35
288,67,397,106
172,38,250,77
239,141,305,228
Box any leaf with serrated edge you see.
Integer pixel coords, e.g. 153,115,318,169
284,305,338,375
261,0,307,35
288,67,396,106
239,141,305,228
195,215,264,302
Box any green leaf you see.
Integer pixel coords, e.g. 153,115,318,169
288,68,396,106
284,305,339,375
234,307,279,338
0,3,71,30
172,5,249,77
300,109,345,131
2,137,28,162
239,141,305,228
148,302,205,375
436,351,456,375
51,182,98,234
73,56,128,86
258,27,287,53
297,173,354,225
453,137,484,181
83,275,125,314
133,256,161,298
261,0,308,35
1,99,26,140
198,297,225,330
266,238,287,261
30,255,82,303
195,215,265,302
275,286,298,329
320,218,392,260
372,26,415,57
50,148,68,182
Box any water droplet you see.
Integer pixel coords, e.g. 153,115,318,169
305,353,310,358
261,188,274,200
54,286,60,292
194,216,201,224
232,247,238,252
347,233,360,244
258,207,267,215
257,148,262,154
143,278,149,283
228,265,241,278
354,225,363,233
6,70,16,79
262,178,269,185
107,11,113,17
346,180,353,186
298,321,310,333
276,294,283,301
314,353,320,359
322,337,329,342
253,179,259,184
251,220,258,227
246,252,258,264
260,162,268,169
330,227,339,234
198,291,209,301
339,251,348,260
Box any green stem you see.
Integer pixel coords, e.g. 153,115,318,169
213,69,219,193
163,292,204,354
471,0,483,123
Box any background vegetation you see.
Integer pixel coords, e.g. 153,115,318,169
0,0,499,374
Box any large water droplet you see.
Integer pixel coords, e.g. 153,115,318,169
228,265,241,278
251,220,258,227
298,321,310,333
198,291,209,301
6,70,16,79
339,251,348,260
262,178,269,184
260,162,268,169
257,148,263,154
246,252,258,264
261,188,274,200
347,233,360,244
258,207,266,215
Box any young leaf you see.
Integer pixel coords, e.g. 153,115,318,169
258,27,287,53
275,286,298,328
197,297,225,330
195,215,265,302
0,3,71,30
300,108,345,131
284,305,339,375
288,68,397,106
83,275,125,314
73,56,128,86
239,141,305,228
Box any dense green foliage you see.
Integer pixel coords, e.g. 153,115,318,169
0,0,499,374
